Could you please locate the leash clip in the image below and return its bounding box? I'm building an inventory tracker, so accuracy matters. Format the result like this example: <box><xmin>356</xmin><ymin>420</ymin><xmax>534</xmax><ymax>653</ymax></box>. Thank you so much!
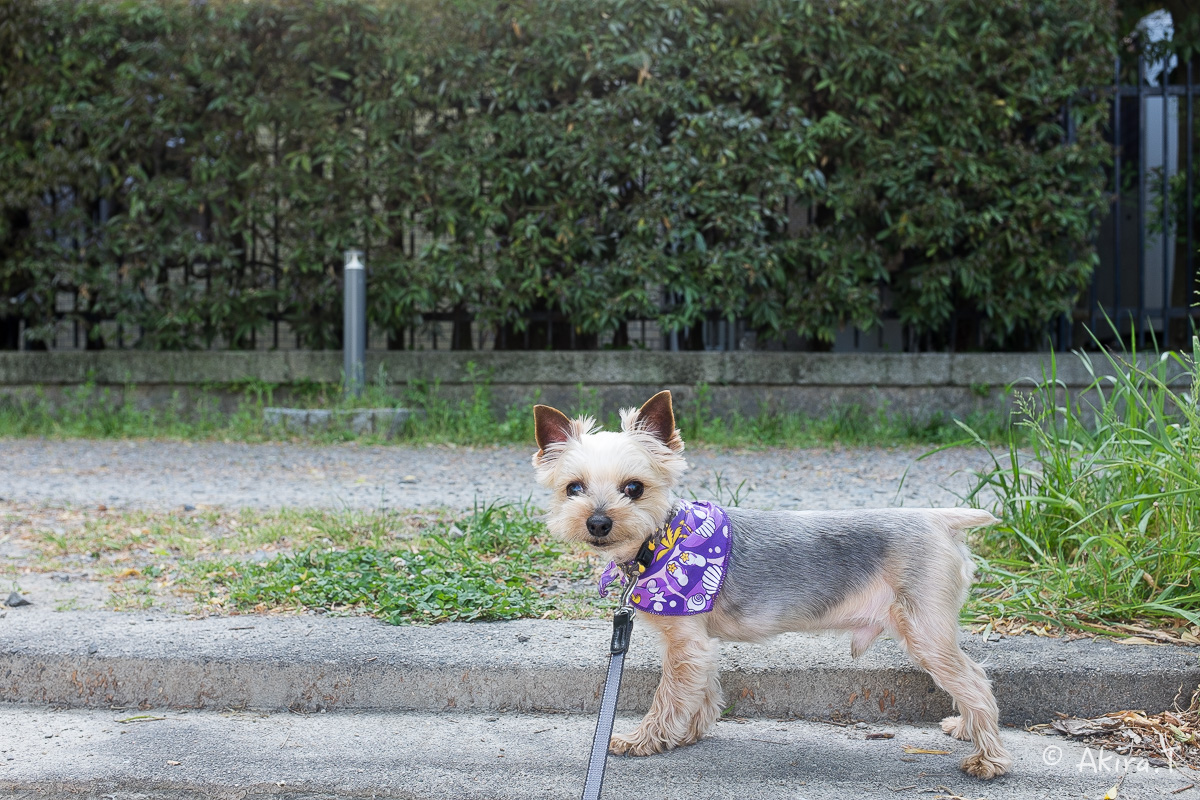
<box><xmin>610</xmin><ymin>607</ymin><xmax>634</xmax><ymax>654</ymax></box>
<box><xmin>610</xmin><ymin>576</ymin><xmax>636</xmax><ymax>654</ymax></box>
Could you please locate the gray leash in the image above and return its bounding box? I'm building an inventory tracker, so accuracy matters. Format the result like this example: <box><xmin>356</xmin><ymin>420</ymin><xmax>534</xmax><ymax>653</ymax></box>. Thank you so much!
<box><xmin>581</xmin><ymin>579</ymin><xmax>636</xmax><ymax>800</ymax></box>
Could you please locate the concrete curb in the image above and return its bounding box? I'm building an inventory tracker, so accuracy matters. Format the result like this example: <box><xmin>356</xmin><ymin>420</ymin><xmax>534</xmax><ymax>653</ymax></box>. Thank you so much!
<box><xmin>2</xmin><ymin>611</ymin><xmax>1196</xmax><ymax>726</ymax></box>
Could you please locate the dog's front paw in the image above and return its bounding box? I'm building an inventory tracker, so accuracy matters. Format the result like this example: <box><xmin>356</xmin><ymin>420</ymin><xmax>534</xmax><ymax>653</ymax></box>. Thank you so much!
<box><xmin>961</xmin><ymin>750</ymin><xmax>1012</xmax><ymax>780</ymax></box>
<box><xmin>609</xmin><ymin>728</ymin><xmax>667</xmax><ymax>757</ymax></box>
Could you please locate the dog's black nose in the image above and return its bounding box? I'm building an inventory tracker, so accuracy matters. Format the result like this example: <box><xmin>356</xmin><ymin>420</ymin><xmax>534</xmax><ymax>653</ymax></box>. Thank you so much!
<box><xmin>586</xmin><ymin>514</ymin><xmax>613</xmax><ymax>538</ymax></box>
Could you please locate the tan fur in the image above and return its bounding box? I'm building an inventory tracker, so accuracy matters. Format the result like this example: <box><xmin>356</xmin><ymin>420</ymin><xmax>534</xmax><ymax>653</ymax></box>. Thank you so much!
<box><xmin>532</xmin><ymin>393</ymin><xmax>1012</xmax><ymax>781</ymax></box>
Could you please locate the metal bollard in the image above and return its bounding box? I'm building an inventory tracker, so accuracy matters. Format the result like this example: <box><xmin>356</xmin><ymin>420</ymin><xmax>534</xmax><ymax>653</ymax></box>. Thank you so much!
<box><xmin>343</xmin><ymin>249</ymin><xmax>366</xmax><ymax>398</ymax></box>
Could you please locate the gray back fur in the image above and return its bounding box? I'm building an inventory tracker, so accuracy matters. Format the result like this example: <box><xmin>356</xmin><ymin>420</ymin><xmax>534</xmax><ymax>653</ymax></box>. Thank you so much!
<box><xmin>714</xmin><ymin>507</ymin><xmax>950</xmax><ymax>630</ymax></box>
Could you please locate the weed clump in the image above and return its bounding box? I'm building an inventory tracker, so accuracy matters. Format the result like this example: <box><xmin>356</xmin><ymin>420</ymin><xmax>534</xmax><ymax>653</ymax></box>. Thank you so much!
<box><xmin>962</xmin><ymin>335</ymin><xmax>1200</xmax><ymax>634</ymax></box>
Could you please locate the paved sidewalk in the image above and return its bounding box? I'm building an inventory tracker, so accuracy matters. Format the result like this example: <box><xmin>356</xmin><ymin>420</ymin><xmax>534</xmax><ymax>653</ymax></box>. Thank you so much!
<box><xmin>3</xmin><ymin>707</ymin><xmax>1190</xmax><ymax>800</ymax></box>
<box><xmin>0</xmin><ymin>438</ymin><xmax>995</xmax><ymax>511</ymax></box>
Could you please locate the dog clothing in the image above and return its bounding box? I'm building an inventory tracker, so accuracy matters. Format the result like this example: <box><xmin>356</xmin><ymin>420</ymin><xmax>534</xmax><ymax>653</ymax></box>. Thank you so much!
<box><xmin>598</xmin><ymin>500</ymin><xmax>730</xmax><ymax>615</ymax></box>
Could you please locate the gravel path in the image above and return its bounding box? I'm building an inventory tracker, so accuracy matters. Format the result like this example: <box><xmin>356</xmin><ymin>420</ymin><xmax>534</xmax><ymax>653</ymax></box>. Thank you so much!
<box><xmin>0</xmin><ymin>438</ymin><xmax>997</xmax><ymax>512</ymax></box>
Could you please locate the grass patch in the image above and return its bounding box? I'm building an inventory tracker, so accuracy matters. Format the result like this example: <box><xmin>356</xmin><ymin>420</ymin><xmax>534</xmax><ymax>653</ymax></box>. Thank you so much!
<box><xmin>200</xmin><ymin>503</ymin><xmax>591</xmax><ymax>623</ymax></box>
<box><xmin>0</xmin><ymin>374</ymin><xmax>1012</xmax><ymax>449</ymax></box>
<box><xmin>959</xmin><ymin>334</ymin><xmax>1200</xmax><ymax>637</ymax></box>
<box><xmin>677</xmin><ymin>384</ymin><xmax>1008</xmax><ymax>449</ymax></box>
<box><xmin>0</xmin><ymin>381</ymin><xmax>277</xmax><ymax>441</ymax></box>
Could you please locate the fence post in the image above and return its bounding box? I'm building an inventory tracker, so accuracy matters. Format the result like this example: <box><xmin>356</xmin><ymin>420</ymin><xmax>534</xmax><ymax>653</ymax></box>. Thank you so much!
<box><xmin>343</xmin><ymin>249</ymin><xmax>366</xmax><ymax>398</ymax></box>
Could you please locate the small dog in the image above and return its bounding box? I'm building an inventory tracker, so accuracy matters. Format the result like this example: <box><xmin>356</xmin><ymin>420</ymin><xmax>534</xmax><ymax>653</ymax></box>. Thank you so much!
<box><xmin>532</xmin><ymin>390</ymin><xmax>1012</xmax><ymax>779</ymax></box>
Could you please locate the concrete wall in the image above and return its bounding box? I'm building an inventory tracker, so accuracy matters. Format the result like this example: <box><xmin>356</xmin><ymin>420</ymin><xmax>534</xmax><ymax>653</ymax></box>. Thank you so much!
<box><xmin>0</xmin><ymin>350</ymin><xmax>1181</xmax><ymax>418</ymax></box>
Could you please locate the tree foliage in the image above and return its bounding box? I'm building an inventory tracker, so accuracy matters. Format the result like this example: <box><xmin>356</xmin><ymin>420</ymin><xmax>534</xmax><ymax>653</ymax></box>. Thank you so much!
<box><xmin>0</xmin><ymin>0</ymin><xmax>1114</xmax><ymax>350</ymax></box>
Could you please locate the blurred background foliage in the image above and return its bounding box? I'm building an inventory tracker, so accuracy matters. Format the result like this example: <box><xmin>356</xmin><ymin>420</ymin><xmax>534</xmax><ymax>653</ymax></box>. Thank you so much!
<box><xmin>0</xmin><ymin>0</ymin><xmax>1115</xmax><ymax>351</ymax></box>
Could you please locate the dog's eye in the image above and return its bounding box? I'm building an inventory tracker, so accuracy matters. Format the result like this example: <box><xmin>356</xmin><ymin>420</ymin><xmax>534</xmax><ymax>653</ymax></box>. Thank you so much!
<box><xmin>622</xmin><ymin>481</ymin><xmax>644</xmax><ymax>500</ymax></box>
<box><xmin>566</xmin><ymin>482</ymin><xmax>585</xmax><ymax>497</ymax></box>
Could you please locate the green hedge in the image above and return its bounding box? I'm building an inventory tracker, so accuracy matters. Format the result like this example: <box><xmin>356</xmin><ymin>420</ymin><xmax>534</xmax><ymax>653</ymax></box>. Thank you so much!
<box><xmin>0</xmin><ymin>0</ymin><xmax>1114</xmax><ymax>350</ymax></box>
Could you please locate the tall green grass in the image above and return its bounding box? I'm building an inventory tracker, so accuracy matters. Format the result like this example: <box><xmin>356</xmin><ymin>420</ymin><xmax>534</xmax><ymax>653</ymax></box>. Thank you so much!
<box><xmin>961</xmin><ymin>335</ymin><xmax>1200</xmax><ymax>632</ymax></box>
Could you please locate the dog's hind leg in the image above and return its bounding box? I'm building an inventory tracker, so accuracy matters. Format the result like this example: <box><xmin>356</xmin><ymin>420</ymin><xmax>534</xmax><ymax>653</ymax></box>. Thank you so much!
<box><xmin>850</xmin><ymin>624</ymin><xmax>884</xmax><ymax>658</ymax></box>
<box><xmin>891</xmin><ymin>602</ymin><xmax>1012</xmax><ymax>779</ymax></box>
<box><xmin>610</xmin><ymin>614</ymin><xmax>722</xmax><ymax>756</ymax></box>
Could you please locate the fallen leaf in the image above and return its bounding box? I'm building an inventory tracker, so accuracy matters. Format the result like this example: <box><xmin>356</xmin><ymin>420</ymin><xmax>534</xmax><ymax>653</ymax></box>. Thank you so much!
<box><xmin>902</xmin><ymin>745</ymin><xmax>951</xmax><ymax>755</ymax></box>
<box><xmin>1118</xmin><ymin>712</ymin><xmax>1155</xmax><ymax>727</ymax></box>
<box><xmin>1168</xmin><ymin>724</ymin><xmax>1193</xmax><ymax>743</ymax></box>
<box><xmin>1051</xmin><ymin>717</ymin><xmax>1123</xmax><ymax>737</ymax></box>
<box><xmin>1118</xmin><ymin>636</ymin><xmax>1160</xmax><ymax>646</ymax></box>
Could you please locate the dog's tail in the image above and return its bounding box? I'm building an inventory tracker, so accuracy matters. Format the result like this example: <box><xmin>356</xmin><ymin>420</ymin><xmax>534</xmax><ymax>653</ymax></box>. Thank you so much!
<box><xmin>935</xmin><ymin>508</ymin><xmax>1000</xmax><ymax>538</ymax></box>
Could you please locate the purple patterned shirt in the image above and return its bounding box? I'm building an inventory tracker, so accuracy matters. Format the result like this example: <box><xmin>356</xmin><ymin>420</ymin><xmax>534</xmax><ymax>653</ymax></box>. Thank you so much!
<box><xmin>598</xmin><ymin>501</ymin><xmax>731</xmax><ymax>616</ymax></box>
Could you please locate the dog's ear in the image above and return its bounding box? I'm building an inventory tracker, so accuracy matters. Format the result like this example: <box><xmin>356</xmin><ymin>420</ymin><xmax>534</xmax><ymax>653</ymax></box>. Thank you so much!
<box><xmin>533</xmin><ymin>404</ymin><xmax>573</xmax><ymax>458</ymax></box>
<box><xmin>633</xmin><ymin>390</ymin><xmax>683</xmax><ymax>452</ymax></box>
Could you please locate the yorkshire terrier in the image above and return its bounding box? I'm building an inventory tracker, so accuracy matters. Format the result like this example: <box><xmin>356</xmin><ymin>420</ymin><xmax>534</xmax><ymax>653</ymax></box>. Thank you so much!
<box><xmin>531</xmin><ymin>390</ymin><xmax>1012</xmax><ymax>779</ymax></box>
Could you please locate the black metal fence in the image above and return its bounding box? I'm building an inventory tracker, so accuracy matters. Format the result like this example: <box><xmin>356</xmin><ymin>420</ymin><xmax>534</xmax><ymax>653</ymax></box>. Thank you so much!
<box><xmin>1072</xmin><ymin>54</ymin><xmax>1197</xmax><ymax>352</ymax></box>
